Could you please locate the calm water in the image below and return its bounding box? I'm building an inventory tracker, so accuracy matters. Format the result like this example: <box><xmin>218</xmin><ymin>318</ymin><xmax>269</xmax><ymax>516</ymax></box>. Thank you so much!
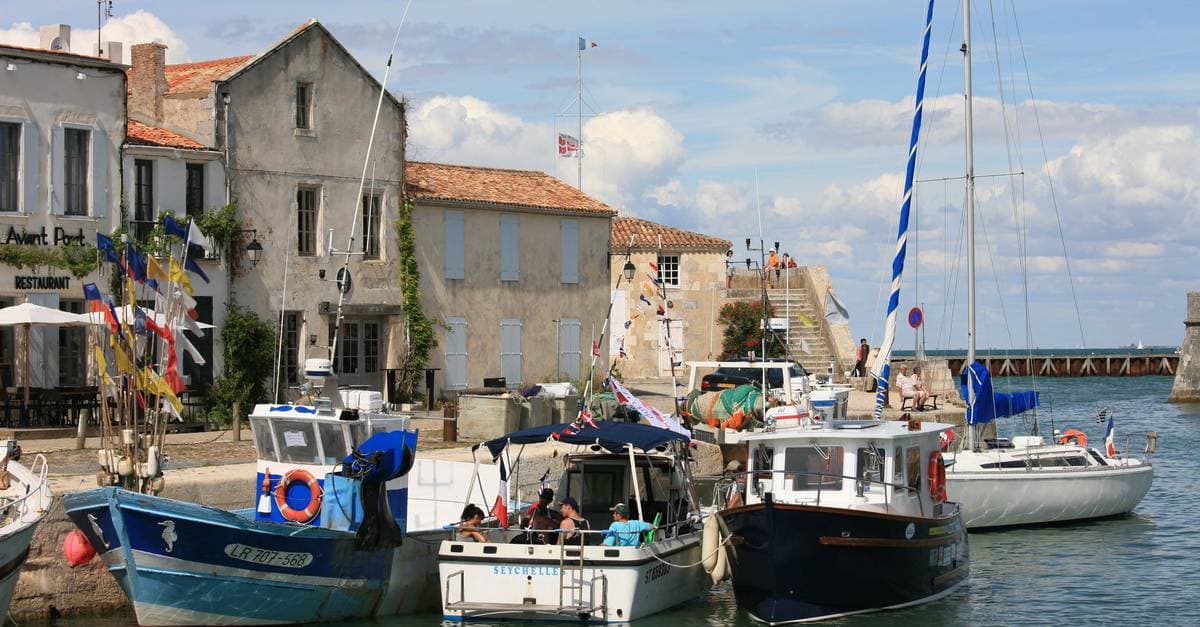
<box><xmin>71</xmin><ymin>377</ymin><xmax>1200</xmax><ymax>626</ymax></box>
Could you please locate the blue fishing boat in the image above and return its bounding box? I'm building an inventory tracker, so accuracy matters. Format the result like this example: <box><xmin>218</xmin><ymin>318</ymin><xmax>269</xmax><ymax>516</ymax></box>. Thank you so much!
<box><xmin>61</xmin><ymin>387</ymin><xmax>440</xmax><ymax>626</ymax></box>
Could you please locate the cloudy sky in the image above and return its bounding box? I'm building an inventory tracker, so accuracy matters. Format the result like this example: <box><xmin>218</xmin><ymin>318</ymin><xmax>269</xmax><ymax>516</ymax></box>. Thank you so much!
<box><xmin>4</xmin><ymin>1</ymin><xmax>1197</xmax><ymax>350</ymax></box>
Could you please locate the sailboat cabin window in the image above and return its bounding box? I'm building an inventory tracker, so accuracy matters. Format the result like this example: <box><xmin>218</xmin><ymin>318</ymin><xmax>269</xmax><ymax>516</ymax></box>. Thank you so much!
<box><xmin>784</xmin><ymin>446</ymin><xmax>844</xmax><ymax>491</ymax></box>
<box><xmin>906</xmin><ymin>447</ymin><xmax>922</xmax><ymax>492</ymax></box>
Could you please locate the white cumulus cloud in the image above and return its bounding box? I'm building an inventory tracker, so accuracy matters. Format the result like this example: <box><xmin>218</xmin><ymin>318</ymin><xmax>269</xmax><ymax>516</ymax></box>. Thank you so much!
<box><xmin>0</xmin><ymin>11</ymin><xmax>189</xmax><ymax>63</ymax></box>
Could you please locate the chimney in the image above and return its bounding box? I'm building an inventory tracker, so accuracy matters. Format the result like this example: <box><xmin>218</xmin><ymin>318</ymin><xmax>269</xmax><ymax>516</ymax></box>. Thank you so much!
<box><xmin>93</xmin><ymin>41</ymin><xmax>124</xmax><ymax>64</ymax></box>
<box><xmin>39</xmin><ymin>24</ymin><xmax>71</xmax><ymax>52</ymax></box>
<box><xmin>130</xmin><ymin>43</ymin><xmax>168</xmax><ymax>123</ymax></box>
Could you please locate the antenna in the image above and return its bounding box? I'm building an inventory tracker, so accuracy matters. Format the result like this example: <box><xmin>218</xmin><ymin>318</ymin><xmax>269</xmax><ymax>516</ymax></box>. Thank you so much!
<box><xmin>329</xmin><ymin>0</ymin><xmax>413</xmax><ymax>371</ymax></box>
<box><xmin>97</xmin><ymin>1</ymin><xmax>113</xmax><ymax>55</ymax></box>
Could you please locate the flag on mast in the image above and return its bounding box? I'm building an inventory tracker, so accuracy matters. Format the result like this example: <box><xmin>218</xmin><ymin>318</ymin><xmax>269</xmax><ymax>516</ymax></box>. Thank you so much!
<box><xmin>558</xmin><ymin>133</ymin><xmax>580</xmax><ymax>157</ymax></box>
<box><xmin>578</xmin><ymin>36</ymin><xmax>598</xmax><ymax>51</ymax></box>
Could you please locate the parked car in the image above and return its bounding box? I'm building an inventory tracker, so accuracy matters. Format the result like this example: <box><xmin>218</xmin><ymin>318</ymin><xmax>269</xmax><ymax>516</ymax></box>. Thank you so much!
<box><xmin>699</xmin><ymin>360</ymin><xmax>809</xmax><ymax>394</ymax></box>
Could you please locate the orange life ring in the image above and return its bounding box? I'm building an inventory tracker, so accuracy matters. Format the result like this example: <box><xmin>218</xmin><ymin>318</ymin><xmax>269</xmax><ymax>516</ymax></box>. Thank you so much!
<box><xmin>928</xmin><ymin>451</ymin><xmax>947</xmax><ymax>503</ymax></box>
<box><xmin>1059</xmin><ymin>429</ymin><xmax>1088</xmax><ymax>446</ymax></box>
<box><xmin>274</xmin><ymin>469</ymin><xmax>323</xmax><ymax>523</ymax></box>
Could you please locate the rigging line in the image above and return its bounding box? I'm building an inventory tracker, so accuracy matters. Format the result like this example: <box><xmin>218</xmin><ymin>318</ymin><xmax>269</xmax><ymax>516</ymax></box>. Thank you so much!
<box><xmin>939</xmin><ymin>178</ymin><xmax>948</xmax><ymax>350</ymax></box>
<box><xmin>939</xmin><ymin>184</ymin><xmax>968</xmax><ymax>351</ymax></box>
<box><xmin>914</xmin><ymin>0</ymin><xmax>962</xmax><ymax>177</ymax></box>
<box><xmin>330</xmin><ymin>0</ymin><xmax>413</xmax><ymax>368</ymax></box>
<box><xmin>1010</xmin><ymin>4</ymin><xmax>1087</xmax><ymax>349</ymax></box>
<box><xmin>975</xmin><ymin>183</ymin><xmax>1017</xmax><ymax>351</ymax></box>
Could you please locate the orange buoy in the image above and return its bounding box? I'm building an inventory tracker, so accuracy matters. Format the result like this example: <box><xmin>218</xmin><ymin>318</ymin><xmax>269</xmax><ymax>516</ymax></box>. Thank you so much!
<box><xmin>274</xmin><ymin>468</ymin><xmax>323</xmax><ymax>523</ymax></box>
<box><xmin>63</xmin><ymin>529</ymin><xmax>96</xmax><ymax>567</ymax></box>
<box><xmin>1059</xmin><ymin>429</ymin><xmax>1088</xmax><ymax>446</ymax></box>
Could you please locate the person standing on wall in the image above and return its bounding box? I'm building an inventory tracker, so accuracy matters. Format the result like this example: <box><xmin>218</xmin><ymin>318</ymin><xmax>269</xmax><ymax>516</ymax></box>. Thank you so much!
<box><xmin>764</xmin><ymin>248</ymin><xmax>780</xmax><ymax>289</ymax></box>
<box><xmin>725</xmin><ymin>249</ymin><xmax>735</xmax><ymax>289</ymax></box>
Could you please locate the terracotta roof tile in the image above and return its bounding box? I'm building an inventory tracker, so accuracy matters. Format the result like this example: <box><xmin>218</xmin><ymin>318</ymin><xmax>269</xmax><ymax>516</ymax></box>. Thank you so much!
<box><xmin>125</xmin><ymin>120</ymin><xmax>209</xmax><ymax>150</ymax></box>
<box><xmin>611</xmin><ymin>217</ymin><xmax>731</xmax><ymax>252</ymax></box>
<box><xmin>163</xmin><ymin>55</ymin><xmax>254</xmax><ymax>95</ymax></box>
<box><xmin>406</xmin><ymin>161</ymin><xmax>615</xmax><ymax>216</ymax></box>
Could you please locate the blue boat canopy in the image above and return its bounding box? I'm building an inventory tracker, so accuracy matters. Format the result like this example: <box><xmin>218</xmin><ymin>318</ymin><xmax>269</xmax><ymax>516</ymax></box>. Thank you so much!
<box><xmin>483</xmin><ymin>421</ymin><xmax>690</xmax><ymax>460</ymax></box>
<box><xmin>959</xmin><ymin>361</ymin><xmax>1039</xmax><ymax>425</ymax></box>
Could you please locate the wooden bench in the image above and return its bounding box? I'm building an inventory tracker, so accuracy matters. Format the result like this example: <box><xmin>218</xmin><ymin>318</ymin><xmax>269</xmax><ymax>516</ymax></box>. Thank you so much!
<box><xmin>901</xmin><ymin>394</ymin><xmax>940</xmax><ymax>411</ymax></box>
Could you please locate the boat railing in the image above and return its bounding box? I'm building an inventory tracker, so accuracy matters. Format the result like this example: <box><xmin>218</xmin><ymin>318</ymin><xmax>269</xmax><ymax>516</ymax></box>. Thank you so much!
<box><xmin>442</xmin><ymin>516</ymin><xmax>700</xmax><ymax>545</ymax></box>
<box><xmin>713</xmin><ymin>469</ymin><xmax>926</xmax><ymax>518</ymax></box>
<box><xmin>2</xmin><ymin>454</ymin><xmax>50</xmax><ymax>524</ymax></box>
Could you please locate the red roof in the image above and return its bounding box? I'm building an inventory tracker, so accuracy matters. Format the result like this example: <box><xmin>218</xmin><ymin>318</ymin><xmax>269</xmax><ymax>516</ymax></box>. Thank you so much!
<box><xmin>163</xmin><ymin>55</ymin><xmax>254</xmax><ymax>95</ymax></box>
<box><xmin>406</xmin><ymin>161</ymin><xmax>615</xmax><ymax>216</ymax></box>
<box><xmin>125</xmin><ymin>120</ymin><xmax>209</xmax><ymax>150</ymax></box>
<box><xmin>611</xmin><ymin>217</ymin><xmax>731</xmax><ymax>252</ymax></box>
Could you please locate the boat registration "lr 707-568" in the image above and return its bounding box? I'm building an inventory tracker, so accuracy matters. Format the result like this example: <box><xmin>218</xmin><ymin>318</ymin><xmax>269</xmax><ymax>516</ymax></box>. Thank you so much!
<box><xmin>224</xmin><ymin>543</ymin><xmax>314</xmax><ymax>569</ymax></box>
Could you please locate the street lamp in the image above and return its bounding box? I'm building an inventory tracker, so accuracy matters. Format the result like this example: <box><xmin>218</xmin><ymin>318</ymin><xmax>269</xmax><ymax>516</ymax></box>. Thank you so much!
<box><xmin>239</xmin><ymin>228</ymin><xmax>263</xmax><ymax>267</ymax></box>
<box><xmin>622</xmin><ymin>260</ymin><xmax>636</xmax><ymax>281</ymax></box>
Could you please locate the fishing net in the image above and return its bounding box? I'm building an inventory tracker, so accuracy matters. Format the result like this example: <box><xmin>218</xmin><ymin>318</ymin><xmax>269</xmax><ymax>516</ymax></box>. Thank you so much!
<box><xmin>687</xmin><ymin>384</ymin><xmax>764</xmax><ymax>430</ymax></box>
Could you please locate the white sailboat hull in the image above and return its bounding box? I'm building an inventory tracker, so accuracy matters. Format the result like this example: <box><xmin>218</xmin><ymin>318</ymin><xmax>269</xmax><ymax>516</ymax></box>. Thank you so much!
<box><xmin>947</xmin><ymin>458</ymin><xmax>1152</xmax><ymax>529</ymax></box>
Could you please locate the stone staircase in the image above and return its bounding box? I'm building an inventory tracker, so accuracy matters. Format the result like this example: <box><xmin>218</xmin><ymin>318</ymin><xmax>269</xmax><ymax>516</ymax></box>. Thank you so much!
<box><xmin>765</xmin><ymin>286</ymin><xmax>840</xmax><ymax>376</ymax></box>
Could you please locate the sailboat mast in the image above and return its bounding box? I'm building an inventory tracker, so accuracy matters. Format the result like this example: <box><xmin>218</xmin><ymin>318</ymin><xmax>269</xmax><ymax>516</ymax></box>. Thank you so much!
<box><xmin>577</xmin><ymin>41</ymin><xmax>583</xmax><ymax>190</ymax></box>
<box><xmin>963</xmin><ymin>0</ymin><xmax>978</xmax><ymax>447</ymax></box>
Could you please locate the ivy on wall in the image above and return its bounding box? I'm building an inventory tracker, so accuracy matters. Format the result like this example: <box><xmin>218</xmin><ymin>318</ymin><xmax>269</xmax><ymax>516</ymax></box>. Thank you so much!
<box><xmin>394</xmin><ymin>198</ymin><xmax>437</xmax><ymax>401</ymax></box>
<box><xmin>0</xmin><ymin>242</ymin><xmax>99</xmax><ymax>278</ymax></box>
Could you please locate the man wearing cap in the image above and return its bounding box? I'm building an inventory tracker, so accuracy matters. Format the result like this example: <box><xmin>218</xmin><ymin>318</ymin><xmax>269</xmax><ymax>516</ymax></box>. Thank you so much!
<box><xmin>557</xmin><ymin>496</ymin><xmax>590</xmax><ymax>545</ymax></box>
<box><xmin>522</xmin><ymin>487</ymin><xmax>562</xmax><ymax>544</ymax></box>
<box><xmin>764</xmin><ymin>249</ymin><xmax>780</xmax><ymax>289</ymax></box>
<box><xmin>602</xmin><ymin>503</ymin><xmax>654</xmax><ymax>547</ymax></box>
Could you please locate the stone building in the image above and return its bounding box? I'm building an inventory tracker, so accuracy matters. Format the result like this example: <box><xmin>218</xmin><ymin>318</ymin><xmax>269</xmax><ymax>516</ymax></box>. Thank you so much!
<box><xmin>0</xmin><ymin>28</ymin><xmax>125</xmax><ymax>389</ymax></box>
<box><xmin>406</xmin><ymin>162</ymin><xmax>615</xmax><ymax>398</ymax></box>
<box><xmin>608</xmin><ymin>217</ymin><xmax>731</xmax><ymax>380</ymax></box>
<box><xmin>127</xmin><ymin>20</ymin><xmax>407</xmax><ymax>392</ymax></box>
<box><xmin>122</xmin><ymin>120</ymin><xmax>228</xmax><ymax>387</ymax></box>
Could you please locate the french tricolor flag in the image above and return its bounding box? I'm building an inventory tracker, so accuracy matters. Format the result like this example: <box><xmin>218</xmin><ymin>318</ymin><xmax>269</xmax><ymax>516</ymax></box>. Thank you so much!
<box><xmin>1104</xmin><ymin>415</ymin><xmax>1116</xmax><ymax>457</ymax></box>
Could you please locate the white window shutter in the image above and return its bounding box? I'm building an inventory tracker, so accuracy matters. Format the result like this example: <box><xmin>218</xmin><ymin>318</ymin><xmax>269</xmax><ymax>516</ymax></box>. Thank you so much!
<box><xmin>21</xmin><ymin>122</ymin><xmax>39</xmax><ymax>214</ymax></box>
<box><xmin>560</xmin><ymin>219</ymin><xmax>579</xmax><ymax>284</ymax></box>
<box><xmin>609</xmin><ymin>290</ymin><xmax>627</xmax><ymax>358</ymax></box>
<box><xmin>500</xmin><ymin>318</ymin><xmax>522</xmax><ymax>387</ymax></box>
<box><xmin>91</xmin><ymin>128</ymin><xmax>108</xmax><ymax>218</ymax></box>
<box><xmin>444</xmin><ymin>210</ymin><xmax>465</xmax><ymax>279</ymax></box>
<box><xmin>558</xmin><ymin>318</ymin><xmax>581</xmax><ymax>380</ymax></box>
<box><xmin>500</xmin><ymin>214</ymin><xmax>519</xmax><ymax>281</ymax></box>
<box><xmin>50</xmin><ymin>126</ymin><xmax>64</xmax><ymax>215</ymax></box>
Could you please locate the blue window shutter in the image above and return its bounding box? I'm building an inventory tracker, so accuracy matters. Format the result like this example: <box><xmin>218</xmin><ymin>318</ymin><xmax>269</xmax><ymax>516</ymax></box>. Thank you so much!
<box><xmin>444</xmin><ymin>317</ymin><xmax>468</xmax><ymax>389</ymax></box>
<box><xmin>21</xmin><ymin>122</ymin><xmax>39</xmax><ymax>214</ymax></box>
<box><xmin>444</xmin><ymin>210</ymin><xmax>465</xmax><ymax>279</ymax></box>
<box><xmin>500</xmin><ymin>214</ymin><xmax>519</xmax><ymax>281</ymax></box>
<box><xmin>50</xmin><ymin>126</ymin><xmax>64</xmax><ymax>215</ymax></box>
<box><xmin>558</xmin><ymin>318</ymin><xmax>581</xmax><ymax>380</ymax></box>
<box><xmin>91</xmin><ymin>128</ymin><xmax>108</xmax><ymax>218</ymax></box>
<box><xmin>500</xmin><ymin>318</ymin><xmax>522</xmax><ymax>387</ymax></box>
<box><xmin>560</xmin><ymin>219</ymin><xmax>579</xmax><ymax>284</ymax></box>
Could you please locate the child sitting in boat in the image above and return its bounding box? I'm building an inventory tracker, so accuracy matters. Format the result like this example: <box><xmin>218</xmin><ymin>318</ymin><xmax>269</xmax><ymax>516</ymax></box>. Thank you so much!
<box><xmin>457</xmin><ymin>504</ymin><xmax>488</xmax><ymax>543</ymax></box>
<box><xmin>603</xmin><ymin>503</ymin><xmax>654</xmax><ymax>546</ymax></box>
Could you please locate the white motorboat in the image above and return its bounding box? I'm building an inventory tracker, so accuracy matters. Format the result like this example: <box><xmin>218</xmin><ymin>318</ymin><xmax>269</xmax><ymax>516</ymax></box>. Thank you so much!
<box><xmin>438</xmin><ymin>421</ymin><xmax>710</xmax><ymax>623</ymax></box>
<box><xmin>0</xmin><ymin>441</ymin><xmax>51</xmax><ymax>614</ymax></box>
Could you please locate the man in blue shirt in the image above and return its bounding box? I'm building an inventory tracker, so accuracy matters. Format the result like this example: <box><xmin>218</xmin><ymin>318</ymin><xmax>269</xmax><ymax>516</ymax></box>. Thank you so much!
<box><xmin>602</xmin><ymin>503</ymin><xmax>653</xmax><ymax>547</ymax></box>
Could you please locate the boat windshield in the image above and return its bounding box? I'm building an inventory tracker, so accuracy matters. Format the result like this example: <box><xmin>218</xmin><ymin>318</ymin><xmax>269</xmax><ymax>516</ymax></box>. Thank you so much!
<box><xmin>783</xmin><ymin>446</ymin><xmax>844</xmax><ymax>491</ymax></box>
<box><xmin>250</xmin><ymin>417</ymin><xmax>277</xmax><ymax>462</ymax></box>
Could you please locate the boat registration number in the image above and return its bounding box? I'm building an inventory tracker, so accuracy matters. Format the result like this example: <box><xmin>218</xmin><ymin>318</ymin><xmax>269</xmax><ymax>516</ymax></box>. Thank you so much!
<box><xmin>224</xmin><ymin>543</ymin><xmax>313</xmax><ymax>569</ymax></box>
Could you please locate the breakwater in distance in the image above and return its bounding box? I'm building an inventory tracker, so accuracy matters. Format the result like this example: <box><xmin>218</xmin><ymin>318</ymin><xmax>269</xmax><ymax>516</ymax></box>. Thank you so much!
<box><xmin>895</xmin><ymin>348</ymin><xmax>1180</xmax><ymax>377</ymax></box>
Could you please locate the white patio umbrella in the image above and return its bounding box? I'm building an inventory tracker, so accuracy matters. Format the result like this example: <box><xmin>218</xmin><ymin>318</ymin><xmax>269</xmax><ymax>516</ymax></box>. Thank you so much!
<box><xmin>0</xmin><ymin>302</ymin><xmax>91</xmax><ymax>405</ymax></box>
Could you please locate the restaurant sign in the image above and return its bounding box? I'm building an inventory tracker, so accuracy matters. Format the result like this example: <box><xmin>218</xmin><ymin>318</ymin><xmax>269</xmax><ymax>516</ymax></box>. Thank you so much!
<box><xmin>15</xmin><ymin>275</ymin><xmax>70</xmax><ymax>290</ymax></box>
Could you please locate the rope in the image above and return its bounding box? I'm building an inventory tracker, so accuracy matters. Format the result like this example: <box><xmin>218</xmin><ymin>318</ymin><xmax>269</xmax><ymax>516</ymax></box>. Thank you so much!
<box><xmin>644</xmin><ymin>527</ymin><xmax>732</xmax><ymax>570</ymax></box>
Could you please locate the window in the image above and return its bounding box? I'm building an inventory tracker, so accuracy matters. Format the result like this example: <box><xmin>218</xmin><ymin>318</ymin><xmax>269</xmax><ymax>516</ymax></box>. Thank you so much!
<box><xmin>893</xmin><ymin>447</ymin><xmax>904</xmax><ymax>483</ymax></box>
<box><xmin>183</xmin><ymin>296</ymin><xmax>214</xmax><ymax>389</ymax></box>
<box><xmin>275</xmin><ymin>420</ymin><xmax>320</xmax><ymax>464</ymax></box>
<box><xmin>364</xmin><ymin>322</ymin><xmax>379</xmax><ymax>373</ymax></box>
<box><xmin>361</xmin><ymin>193</ymin><xmax>381</xmax><ymax>260</ymax></box>
<box><xmin>58</xmin><ymin>300</ymin><xmax>86</xmax><ymax>386</ymax></box>
<box><xmin>281</xmin><ymin>312</ymin><xmax>301</xmax><ymax>386</ymax></box>
<box><xmin>656</xmin><ymin>254</ymin><xmax>680</xmax><ymax>287</ymax></box>
<box><xmin>318</xmin><ymin>422</ymin><xmax>348</xmax><ymax>465</ymax></box>
<box><xmin>444</xmin><ymin>210</ymin><xmax>464</xmax><ymax>279</ymax></box>
<box><xmin>297</xmin><ymin>187</ymin><xmax>317</xmax><ymax>256</ymax></box>
<box><xmin>500</xmin><ymin>214</ymin><xmax>519</xmax><ymax>281</ymax></box>
<box><xmin>857</xmin><ymin>447</ymin><xmax>883</xmax><ymax>491</ymax></box>
<box><xmin>560</xmin><ymin>219</ymin><xmax>579</xmax><ymax>283</ymax></box>
<box><xmin>185</xmin><ymin>163</ymin><xmax>204</xmax><ymax>218</ymax></box>
<box><xmin>64</xmin><ymin>128</ymin><xmax>89</xmax><ymax>215</ymax></box>
<box><xmin>0</xmin><ymin>297</ymin><xmax>12</xmax><ymax>387</ymax></box>
<box><xmin>784</xmin><ymin>446</ymin><xmax>844</xmax><ymax>491</ymax></box>
<box><xmin>906</xmin><ymin>447</ymin><xmax>922</xmax><ymax>492</ymax></box>
<box><xmin>250</xmin><ymin>418</ymin><xmax>278</xmax><ymax>462</ymax></box>
<box><xmin>0</xmin><ymin>123</ymin><xmax>18</xmax><ymax>212</ymax></box>
<box><xmin>295</xmin><ymin>82</ymin><xmax>312</xmax><ymax>129</ymax></box>
<box><xmin>336</xmin><ymin>321</ymin><xmax>359</xmax><ymax>374</ymax></box>
<box><xmin>133</xmin><ymin>159</ymin><xmax>154</xmax><ymax>242</ymax></box>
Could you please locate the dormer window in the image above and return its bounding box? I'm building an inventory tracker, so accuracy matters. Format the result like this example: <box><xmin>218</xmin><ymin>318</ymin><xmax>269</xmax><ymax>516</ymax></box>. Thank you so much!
<box><xmin>295</xmin><ymin>82</ymin><xmax>313</xmax><ymax>129</ymax></box>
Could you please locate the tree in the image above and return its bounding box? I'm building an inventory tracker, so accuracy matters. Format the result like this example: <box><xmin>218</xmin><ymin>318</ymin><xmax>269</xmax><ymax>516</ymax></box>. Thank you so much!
<box><xmin>718</xmin><ymin>300</ymin><xmax>786</xmax><ymax>360</ymax></box>
<box><xmin>208</xmin><ymin>304</ymin><xmax>275</xmax><ymax>422</ymax></box>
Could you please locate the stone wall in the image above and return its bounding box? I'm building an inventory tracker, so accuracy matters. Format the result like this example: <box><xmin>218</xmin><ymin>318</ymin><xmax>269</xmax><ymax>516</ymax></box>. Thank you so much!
<box><xmin>1169</xmin><ymin>291</ymin><xmax>1200</xmax><ymax>403</ymax></box>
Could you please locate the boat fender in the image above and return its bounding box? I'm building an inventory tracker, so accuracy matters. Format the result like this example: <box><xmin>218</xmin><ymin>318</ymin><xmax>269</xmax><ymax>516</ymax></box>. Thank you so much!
<box><xmin>928</xmin><ymin>451</ymin><xmax>947</xmax><ymax>503</ymax></box>
<box><xmin>710</xmin><ymin>534</ymin><xmax>728</xmax><ymax>584</ymax></box>
<box><xmin>63</xmin><ymin>529</ymin><xmax>96</xmax><ymax>567</ymax></box>
<box><xmin>1058</xmin><ymin>429</ymin><xmax>1087</xmax><ymax>446</ymax></box>
<box><xmin>275</xmin><ymin>468</ymin><xmax>323</xmax><ymax>523</ymax></box>
<box><xmin>147</xmin><ymin>446</ymin><xmax>160</xmax><ymax>478</ymax></box>
<box><xmin>702</xmin><ymin>515</ymin><xmax>720</xmax><ymax>573</ymax></box>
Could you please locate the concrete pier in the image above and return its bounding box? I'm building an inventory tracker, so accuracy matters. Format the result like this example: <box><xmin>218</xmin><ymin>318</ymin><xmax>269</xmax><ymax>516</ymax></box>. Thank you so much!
<box><xmin>1169</xmin><ymin>292</ymin><xmax>1200</xmax><ymax>403</ymax></box>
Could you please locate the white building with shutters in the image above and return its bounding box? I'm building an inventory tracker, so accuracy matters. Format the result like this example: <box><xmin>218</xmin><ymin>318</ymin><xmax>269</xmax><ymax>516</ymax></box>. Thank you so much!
<box><xmin>406</xmin><ymin>161</ymin><xmax>615</xmax><ymax>399</ymax></box>
<box><xmin>0</xmin><ymin>30</ymin><xmax>125</xmax><ymax>390</ymax></box>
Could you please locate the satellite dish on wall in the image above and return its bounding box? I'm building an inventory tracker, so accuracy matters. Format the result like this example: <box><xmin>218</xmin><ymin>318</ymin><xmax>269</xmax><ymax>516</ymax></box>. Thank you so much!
<box><xmin>50</xmin><ymin>38</ymin><xmax>64</xmax><ymax>51</ymax></box>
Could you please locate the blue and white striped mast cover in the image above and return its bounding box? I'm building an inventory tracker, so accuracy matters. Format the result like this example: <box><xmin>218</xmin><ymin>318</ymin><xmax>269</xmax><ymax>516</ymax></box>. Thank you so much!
<box><xmin>873</xmin><ymin>0</ymin><xmax>936</xmax><ymax>419</ymax></box>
